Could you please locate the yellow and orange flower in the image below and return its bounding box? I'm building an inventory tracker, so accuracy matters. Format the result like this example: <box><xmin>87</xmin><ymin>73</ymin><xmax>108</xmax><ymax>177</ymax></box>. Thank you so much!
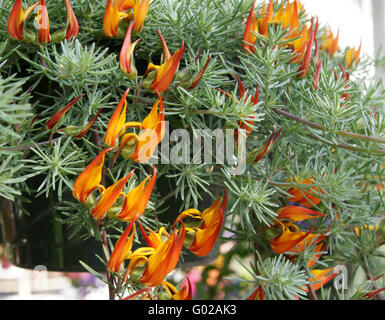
<box><xmin>105</xmin><ymin>90</ymin><xmax>165</xmax><ymax>163</ymax></box>
<box><xmin>7</xmin><ymin>0</ymin><xmax>38</xmax><ymax>41</ymax></box>
<box><xmin>103</xmin><ymin>0</ymin><xmax>149</xmax><ymax>37</ymax></box>
<box><xmin>143</xmin><ymin>30</ymin><xmax>185</xmax><ymax>93</ymax></box>
<box><xmin>175</xmin><ymin>191</ymin><xmax>227</xmax><ymax>257</ymax></box>
<box><xmin>37</xmin><ymin>0</ymin><xmax>50</xmax><ymax>43</ymax></box>
<box><xmin>72</xmin><ymin>148</ymin><xmax>113</xmax><ymax>203</ymax></box>
<box><xmin>107</xmin><ymin>218</ymin><xmax>137</xmax><ymax>273</ymax></box>
<box><xmin>277</xmin><ymin>205</ymin><xmax>326</xmax><ymax>221</ymax></box>
<box><xmin>304</xmin><ymin>267</ymin><xmax>340</xmax><ymax>292</ymax></box>
<box><xmin>116</xmin><ymin>165</ymin><xmax>157</xmax><ymax>222</ymax></box>
<box><xmin>243</xmin><ymin>0</ymin><xmax>313</xmax><ymax>66</ymax></box>
<box><xmin>269</xmin><ymin>220</ymin><xmax>323</xmax><ymax>254</ymax></box>
<box><xmin>161</xmin><ymin>277</ymin><xmax>193</xmax><ymax>300</ymax></box>
<box><xmin>131</xmin><ymin>0</ymin><xmax>150</xmax><ymax>33</ymax></box>
<box><xmin>103</xmin><ymin>0</ymin><xmax>130</xmax><ymax>37</ymax></box>
<box><xmin>90</xmin><ymin>170</ymin><xmax>134</xmax><ymax>221</ymax></box>
<box><xmin>320</xmin><ymin>26</ymin><xmax>339</xmax><ymax>57</ymax></box>
<box><xmin>286</xmin><ymin>177</ymin><xmax>323</xmax><ymax>208</ymax></box>
<box><xmin>119</xmin><ymin>223</ymin><xmax>186</xmax><ymax>287</ymax></box>
<box><xmin>64</xmin><ymin>0</ymin><xmax>79</xmax><ymax>40</ymax></box>
<box><xmin>345</xmin><ymin>41</ymin><xmax>362</xmax><ymax>69</ymax></box>
<box><xmin>119</xmin><ymin>21</ymin><xmax>141</xmax><ymax>79</ymax></box>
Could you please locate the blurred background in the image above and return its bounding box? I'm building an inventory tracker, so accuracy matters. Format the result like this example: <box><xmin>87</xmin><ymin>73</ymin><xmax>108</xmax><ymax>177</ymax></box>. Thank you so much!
<box><xmin>0</xmin><ymin>0</ymin><xmax>384</xmax><ymax>300</ymax></box>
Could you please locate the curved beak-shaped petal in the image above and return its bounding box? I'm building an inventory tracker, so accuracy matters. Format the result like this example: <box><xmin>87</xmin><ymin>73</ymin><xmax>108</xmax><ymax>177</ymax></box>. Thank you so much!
<box><xmin>243</xmin><ymin>1</ymin><xmax>257</xmax><ymax>54</ymax></box>
<box><xmin>253</xmin><ymin>128</ymin><xmax>281</xmax><ymax>162</ymax></box>
<box><xmin>117</xmin><ymin>0</ymin><xmax>135</xmax><ymax>11</ymax></box>
<box><xmin>132</xmin><ymin>0</ymin><xmax>150</xmax><ymax>33</ymax></box>
<box><xmin>287</xmin><ymin>177</ymin><xmax>323</xmax><ymax>208</ymax></box>
<box><xmin>74</xmin><ymin>108</ymin><xmax>103</xmax><ymax>139</ymax></box>
<box><xmin>107</xmin><ymin>219</ymin><xmax>136</xmax><ymax>272</ymax></box>
<box><xmin>187</xmin><ymin>190</ymin><xmax>227</xmax><ymax>257</ymax></box>
<box><xmin>305</xmin><ymin>267</ymin><xmax>340</xmax><ymax>292</ymax></box>
<box><xmin>116</xmin><ymin>165</ymin><xmax>157</xmax><ymax>222</ymax></box>
<box><xmin>120</xmin><ymin>21</ymin><xmax>141</xmax><ymax>78</ymax></box>
<box><xmin>104</xmin><ymin>88</ymin><xmax>130</xmax><ymax>147</ymax></box>
<box><xmin>72</xmin><ymin>148</ymin><xmax>113</xmax><ymax>203</ymax></box>
<box><xmin>37</xmin><ymin>0</ymin><xmax>50</xmax><ymax>43</ymax></box>
<box><xmin>146</xmin><ymin>37</ymin><xmax>185</xmax><ymax>93</ymax></box>
<box><xmin>277</xmin><ymin>206</ymin><xmax>326</xmax><ymax>221</ymax></box>
<box><xmin>162</xmin><ymin>276</ymin><xmax>193</xmax><ymax>300</ymax></box>
<box><xmin>46</xmin><ymin>94</ymin><xmax>84</xmax><ymax>129</ymax></box>
<box><xmin>7</xmin><ymin>0</ymin><xmax>38</xmax><ymax>40</ymax></box>
<box><xmin>91</xmin><ymin>170</ymin><xmax>135</xmax><ymax>221</ymax></box>
<box><xmin>103</xmin><ymin>0</ymin><xmax>129</xmax><ymax>37</ymax></box>
<box><xmin>269</xmin><ymin>224</ymin><xmax>319</xmax><ymax>254</ymax></box>
<box><xmin>139</xmin><ymin>224</ymin><xmax>186</xmax><ymax>287</ymax></box>
<box><xmin>64</xmin><ymin>0</ymin><xmax>79</xmax><ymax>40</ymax></box>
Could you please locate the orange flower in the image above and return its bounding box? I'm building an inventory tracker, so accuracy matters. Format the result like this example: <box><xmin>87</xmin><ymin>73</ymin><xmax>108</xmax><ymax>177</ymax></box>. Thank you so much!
<box><xmin>287</xmin><ymin>177</ymin><xmax>323</xmax><ymax>208</ymax></box>
<box><xmin>161</xmin><ymin>277</ymin><xmax>193</xmax><ymax>300</ymax></box>
<box><xmin>90</xmin><ymin>170</ymin><xmax>134</xmax><ymax>221</ymax></box>
<box><xmin>119</xmin><ymin>21</ymin><xmax>141</xmax><ymax>79</ymax></box>
<box><xmin>118</xmin><ymin>93</ymin><xmax>165</xmax><ymax>163</ymax></box>
<box><xmin>304</xmin><ymin>267</ymin><xmax>340</xmax><ymax>292</ymax></box>
<box><xmin>320</xmin><ymin>26</ymin><xmax>339</xmax><ymax>56</ymax></box>
<box><xmin>46</xmin><ymin>94</ymin><xmax>84</xmax><ymax>129</ymax></box>
<box><xmin>116</xmin><ymin>165</ymin><xmax>157</xmax><ymax>222</ymax></box>
<box><xmin>104</xmin><ymin>88</ymin><xmax>132</xmax><ymax>148</ymax></box>
<box><xmin>307</xmin><ymin>243</ymin><xmax>327</xmax><ymax>269</ymax></box>
<box><xmin>185</xmin><ymin>50</ymin><xmax>212</xmax><ymax>90</ymax></box>
<box><xmin>175</xmin><ymin>191</ymin><xmax>227</xmax><ymax>257</ymax></box>
<box><xmin>7</xmin><ymin>0</ymin><xmax>38</xmax><ymax>41</ymax></box>
<box><xmin>243</xmin><ymin>0</ymin><xmax>258</xmax><ymax>54</ymax></box>
<box><xmin>269</xmin><ymin>221</ymin><xmax>323</xmax><ymax>254</ymax></box>
<box><xmin>297</xmin><ymin>18</ymin><xmax>318</xmax><ymax>77</ymax></box>
<box><xmin>345</xmin><ymin>41</ymin><xmax>362</xmax><ymax>68</ymax></box>
<box><xmin>143</xmin><ymin>30</ymin><xmax>185</xmax><ymax>93</ymax></box>
<box><xmin>107</xmin><ymin>219</ymin><xmax>137</xmax><ymax>273</ymax></box>
<box><xmin>73</xmin><ymin>108</ymin><xmax>103</xmax><ymax>139</ymax></box>
<box><xmin>64</xmin><ymin>0</ymin><xmax>79</xmax><ymax>40</ymax></box>
<box><xmin>132</xmin><ymin>0</ymin><xmax>150</xmax><ymax>33</ymax></box>
<box><xmin>125</xmin><ymin>224</ymin><xmax>186</xmax><ymax>287</ymax></box>
<box><xmin>277</xmin><ymin>206</ymin><xmax>326</xmax><ymax>221</ymax></box>
<box><xmin>103</xmin><ymin>0</ymin><xmax>130</xmax><ymax>37</ymax></box>
<box><xmin>37</xmin><ymin>0</ymin><xmax>50</xmax><ymax>43</ymax></box>
<box><xmin>72</xmin><ymin>148</ymin><xmax>113</xmax><ymax>203</ymax></box>
<box><xmin>246</xmin><ymin>285</ymin><xmax>265</xmax><ymax>300</ymax></box>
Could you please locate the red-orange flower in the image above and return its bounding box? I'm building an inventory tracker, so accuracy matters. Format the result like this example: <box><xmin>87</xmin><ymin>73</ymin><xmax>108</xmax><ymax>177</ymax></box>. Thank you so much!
<box><xmin>72</xmin><ymin>148</ymin><xmax>113</xmax><ymax>203</ymax></box>
<box><xmin>161</xmin><ymin>277</ymin><xmax>193</xmax><ymax>300</ymax></box>
<box><xmin>64</xmin><ymin>0</ymin><xmax>79</xmax><ymax>40</ymax></box>
<box><xmin>46</xmin><ymin>94</ymin><xmax>84</xmax><ymax>129</ymax></box>
<box><xmin>91</xmin><ymin>170</ymin><xmax>134</xmax><ymax>221</ymax></box>
<box><xmin>286</xmin><ymin>177</ymin><xmax>323</xmax><ymax>208</ymax></box>
<box><xmin>246</xmin><ymin>285</ymin><xmax>265</xmax><ymax>300</ymax></box>
<box><xmin>143</xmin><ymin>30</ymin><xmax>184</xmax><ymax>93</ymax></box>
<box><xmin>304</xmin><ymin>267</ymin><xmax>340</xmax><ymax>292</ymax></box>
<box><xmin>7</xmin><ymin>0</ymin><xmax>38</xmax><ymax>41</ymax></box>
<box><xmin>117</xmin><ymin>93</ymin><xmax>165</xmax><ymax>163</ymax></box>
<box><xmin>104</xmin><ymin>88</ymin><xmax>131</xmax><ymax>148</ymax></box>
<box><xmin>345</xmin><ymin>41</ymin><xmax>362</xmax><ymax>69</ymax></box>
<box><xmin>107</xmin><ymin>219</ymin><xmax>137</xmax><ymax>273</ymax></box>
<box><xmin>132</xmin><ymin>0</ymin><xmax>150</xmax><ymax>33</ymax></box>
<box><xmin>124</xmin><ymin>224</ymin><xmax>186</xmax><ymax>287</ymax></box>
<box><xmin>320</xmin><ymin>26</ymin><xmax>339</xmax><ymax>57</ymax></box>
<box><xmin>175</xmin><ymin>191</ymin><xmax>227</xmax><ymax>257</ymax></box>
<box><xmin>119</xmin><ymin>21</ymin><xmax>141</xmax><ymax>79</ymax></box>
<box><xmin>277</xmin><ymin>206</ymin><xmax>326</xmax><ymax>221</ymax></box>
<box><xmin>116</xmin><ymin>165</ymin><xmax>157</xmax><ymax>222</ymax></box>
<box><xmin>37</xmin><ymin>0</ymin><xmax>50</xmax><ymax>43</ymax></box>
<box><xmin>103</xmin><ymin>0</ymin><xmax>130</xmax><ymax>37</ymax></box>
<box><xmin>269</xmin><ymin>221</ymin><xmax>323</xmax><ymax>254</ymax></box>
<box><xmin>253</xmin><ymin>128</ymin><xmax>282</xmax><ymax>162</ymax></box>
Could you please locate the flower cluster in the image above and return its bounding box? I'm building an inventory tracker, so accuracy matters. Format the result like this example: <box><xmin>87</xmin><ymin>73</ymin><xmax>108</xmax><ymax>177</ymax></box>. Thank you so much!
<box><xmin>8</xmin><ymin>0</ymin><xmax>79</xmax><ymax>43</ymax></box>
